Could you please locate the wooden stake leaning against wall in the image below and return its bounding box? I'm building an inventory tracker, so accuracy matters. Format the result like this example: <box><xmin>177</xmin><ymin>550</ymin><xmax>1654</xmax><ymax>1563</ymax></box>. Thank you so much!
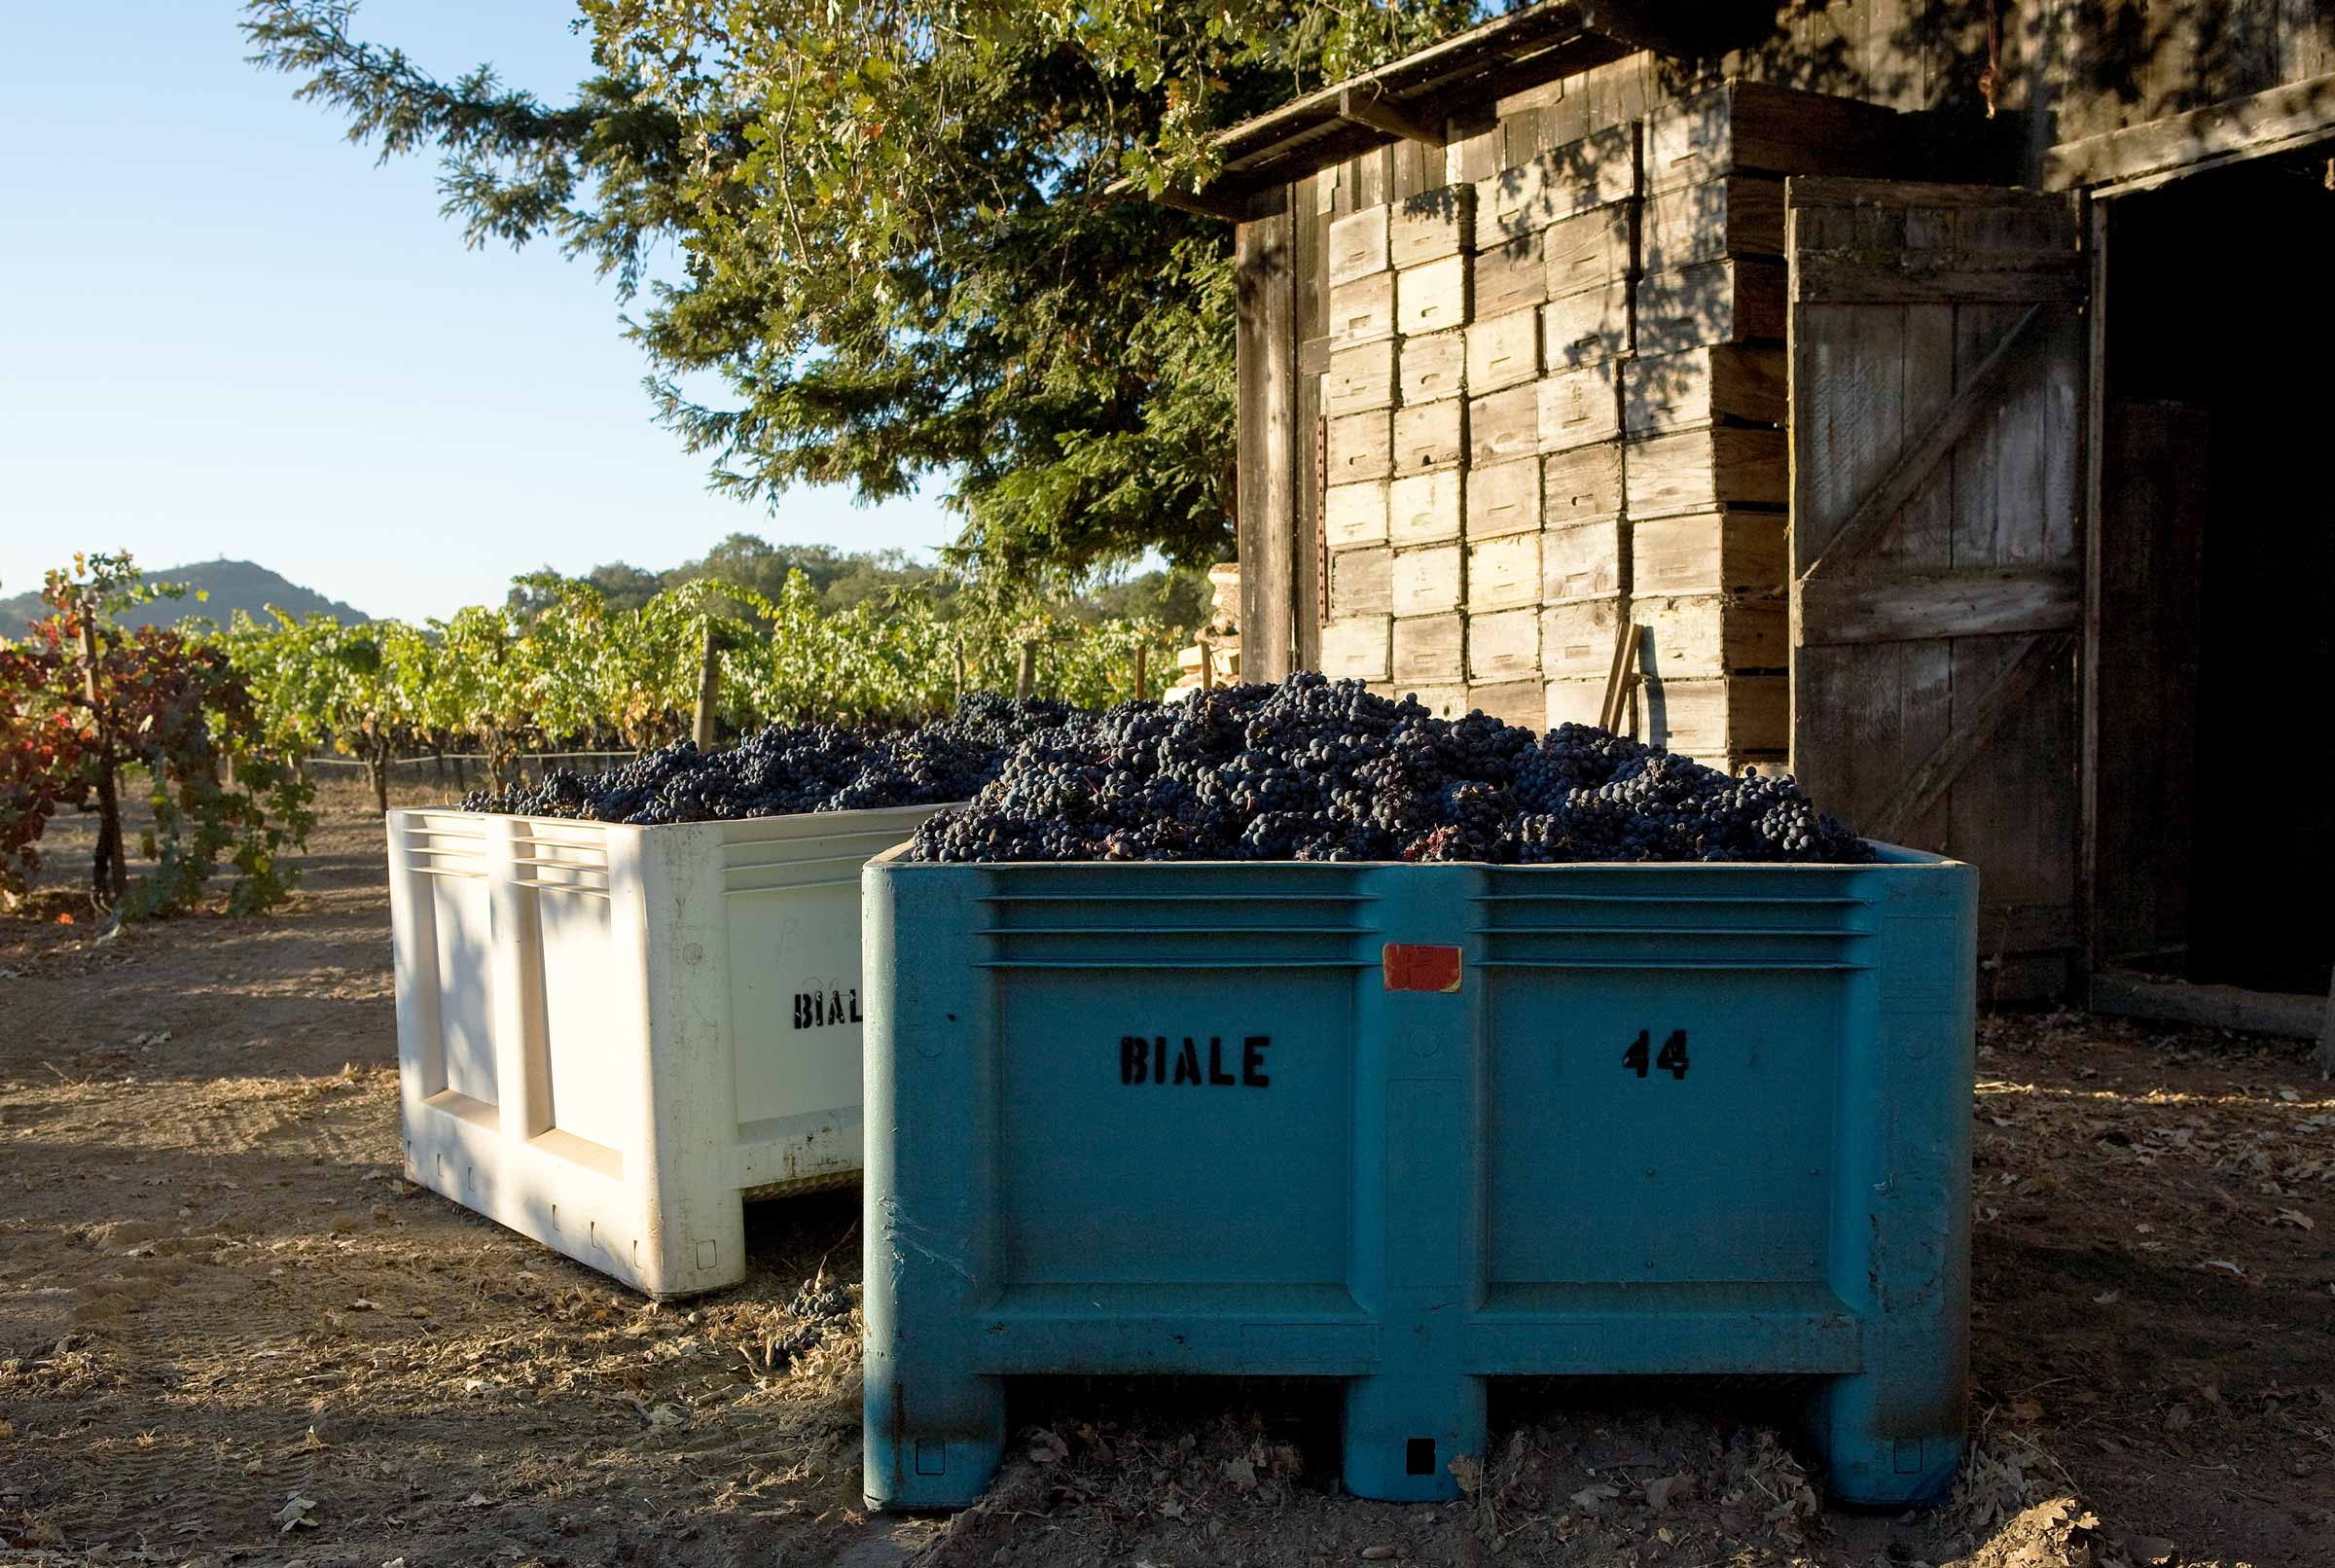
<box><xmin>1599</xmin><ymin>622</ymin><xmax>1643</xmax><ymax>734</ymax></box>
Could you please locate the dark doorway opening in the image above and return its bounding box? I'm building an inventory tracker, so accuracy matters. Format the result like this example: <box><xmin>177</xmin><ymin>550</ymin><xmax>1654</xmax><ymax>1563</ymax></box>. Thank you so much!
<box><xmin>2096</xmin><ymin>150</ymin><xmax>2335</xmax><ymax>998</ymax></box>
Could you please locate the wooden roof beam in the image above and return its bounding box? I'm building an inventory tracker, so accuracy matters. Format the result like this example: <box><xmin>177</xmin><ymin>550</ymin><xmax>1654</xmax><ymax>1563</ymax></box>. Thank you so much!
<box><xmin>2044</xmin><ymin>69</ymin><xmax>2335</xmax><ymax>192</ymax></box>
<box><xmin>1338</xmin><ymin>87</ymin><xmax>1443</xmax><ymax>150</ymax></box>
<box><xmin>1571</xmin><ymin>0</ymin><xmax>1735</xmax><ymax>62</ymax></box>
<box><xmin>1151</xmin><ymin>181</ymin><xmax>1261</xmax><ymax>222</ymax></box>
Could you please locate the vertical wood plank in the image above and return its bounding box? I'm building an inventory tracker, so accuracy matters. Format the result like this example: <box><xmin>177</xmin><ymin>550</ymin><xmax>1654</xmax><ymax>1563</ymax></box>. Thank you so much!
<box><xmin>1294</xmin><ymin>173</ymin><xmax>1327</xmax><ymax>348</ymax></box>
<box><xmin>2079</xmin><ymin>194</ymin><xmax>2109</xmax><ymax>974</ymax></box>
<box><xmin>1236</xmin><ymin>204</ymin><xmax>1300</xmax><ymax>683</ymax></box>
<box><xmin>1295</xmin><ymin>180</ymin><xmax>1326</xmax><ymax>673</ymax></box>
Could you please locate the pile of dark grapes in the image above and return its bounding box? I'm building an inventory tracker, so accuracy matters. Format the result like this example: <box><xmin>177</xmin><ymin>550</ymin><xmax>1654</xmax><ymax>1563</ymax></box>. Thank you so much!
<box><xmin>459</xmin><ymin>694</ymin><xmax>1082</xmax><ymax>825</ymax></box>
<box><xmin>906</xmin><ymin>674</ymin><xmax>1870</xmax><ymax>865</ymax></box>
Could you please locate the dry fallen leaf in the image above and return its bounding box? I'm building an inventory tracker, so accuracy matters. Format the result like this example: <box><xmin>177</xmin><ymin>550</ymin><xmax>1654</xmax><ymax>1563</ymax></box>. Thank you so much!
<box><xmin>1359</xmin><ymin>1549</ymin><xmax>1398</xmax><ymax>1562</ymax></box>
<box><xmin>2277</xmin><ymin>1209</ymin><xmax>2316</xmax><ymax>1231</ymax></box>
<box><xmin>272</xmin><ymin>1493</ymin><xmax>317</xmax><ymax>1533</ymax></box>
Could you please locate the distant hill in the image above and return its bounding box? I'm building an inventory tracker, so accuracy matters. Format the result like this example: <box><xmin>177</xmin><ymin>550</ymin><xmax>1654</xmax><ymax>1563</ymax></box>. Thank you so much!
<box><xmin>0</xmin><ymin>559</ymin><xmax>372</xmax><ymax>633</ymax></box>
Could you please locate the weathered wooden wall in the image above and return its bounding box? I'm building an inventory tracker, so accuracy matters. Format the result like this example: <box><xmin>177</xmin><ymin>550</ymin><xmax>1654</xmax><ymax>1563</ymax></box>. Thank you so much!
<box><xmin>1700</xmin><ymin>0</ymin><xmax>2333</xmax><ymax>150</ymax></box>
<box><xmin>1239</xmin><ymin>0</ymin><xmax>2334</xmax><ymax>682</ymax></box>
<box><xmin>1225</xmin><ymin>0</ymin><xmax>2334</xmax><ymax>998</ymax></box>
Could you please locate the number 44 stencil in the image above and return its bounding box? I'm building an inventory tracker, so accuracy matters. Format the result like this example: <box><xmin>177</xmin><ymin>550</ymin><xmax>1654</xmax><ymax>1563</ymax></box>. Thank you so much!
<box><xmin>1621</xmin><ymin>1029</ymin><xmax>1690</xmax><ymax>1081</ymax></box>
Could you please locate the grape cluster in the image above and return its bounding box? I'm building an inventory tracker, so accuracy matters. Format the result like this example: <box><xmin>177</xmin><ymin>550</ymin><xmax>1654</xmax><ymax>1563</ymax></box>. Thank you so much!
<box><xmin>458</xmin><ymin>694</ymin><xmax>1081</xmax><ymax>825</ymax></box>
<box><xmin>906</xmin><ymin>674</ymin><xmax>1870</xmax><ymax>865</ymax></box>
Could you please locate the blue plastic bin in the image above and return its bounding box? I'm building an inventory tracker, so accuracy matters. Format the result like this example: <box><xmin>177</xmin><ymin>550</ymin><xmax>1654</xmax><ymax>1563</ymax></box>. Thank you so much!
<box><xmin>862</xmin><ymin>845</ymin><xmax>1975</xmax><ymax>1510</ymax></box>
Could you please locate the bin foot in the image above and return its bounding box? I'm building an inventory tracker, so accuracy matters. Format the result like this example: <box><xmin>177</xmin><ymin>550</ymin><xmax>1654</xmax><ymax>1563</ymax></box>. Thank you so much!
<box><xmin>864</xmin><ymin>1368</ymin><xmax>1005</xmax><ymax>1511</ymax></box>
<box><xmin>1341</xmin><ymin>1372</ymin><xmax>1485</xmax><ymax>1502</ymax></box>
<box><xmin>1806</xmin><ymin>1375</ymin><xmax>1963</xmax><ymax>1507</ymax></box>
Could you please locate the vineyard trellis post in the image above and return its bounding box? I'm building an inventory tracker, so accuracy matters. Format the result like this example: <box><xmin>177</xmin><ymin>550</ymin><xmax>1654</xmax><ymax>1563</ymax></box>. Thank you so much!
<box><xmin>1133</xmin><ymin>643</ymin><xmax>1147</xmax><ymax>702</ymax></box>
<box><xmin>693</xmin><ymin>624</ymin><xmax>720</xmax><ymax>749</ymax></box>
<box><xmin>1016</xmin><ymin>640</ymin><xmax>1038</xmax><ymax>701</ymax></box>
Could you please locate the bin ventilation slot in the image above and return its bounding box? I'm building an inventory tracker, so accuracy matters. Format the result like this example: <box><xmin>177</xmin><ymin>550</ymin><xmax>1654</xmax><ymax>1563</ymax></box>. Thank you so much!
<box><xmin>409</xmin><ymin>865</ymin><xmax>490</xmax><ymax>882</ymax></box>
<box><xmin>507</xmin><ymin>837</ymin><xmax>611</xmax><ymax>898</ymax></box>
<box><xmin>979</xmin><ymin>913</ymin><xmax>1372</xmax><ymax>969</ymax></box>
<box><xmin>511</xmin><ymin>838</ymin><xmax>608</xmax><ymax>863</ymax></box>
<box><xmin>402</xmin><ymin>831</ymin><xmax>486</xmax><ymax>879</ymax></box>
<box><xmin>512</xmin><ymin>878</ymin><xmax>612</xmax><ymax>900</ymax></box>
<box><xmin>728</xmin><ymin>830</ymin><xmax>918</xmax><ymax>861</ymax></box>
<box><xmin>977</xmin><ymin>892</ymin><xmax>1373</xmax><ymax>905</ymax></box>
<box><xmin>981</xmin><ymin>924</ymin><xmax>1368</xmax><ymax>937</ymax></box>
<box><xmin>1484</xmin><ymin>925</ymin><xmax>1858</xmax><ymax>939</ymax></box>
<box><xmin>977</xmin><ymin>957</ymin><xmax>1374</xmax><ymax>971</ymax></box>
<box><xmin>728</xmin><ymin>877</ymin><xmax>863</xmax><ymax>896</ymax></box>
<box><xmin>724</xmin><ymin>850</ymin><xmax>896</xmax><ymax>893</ymax></box>
<box><xmin>1477</xmin><ymin>893</ymin><xmax>1870</xmax><ymax>906</ymax></box>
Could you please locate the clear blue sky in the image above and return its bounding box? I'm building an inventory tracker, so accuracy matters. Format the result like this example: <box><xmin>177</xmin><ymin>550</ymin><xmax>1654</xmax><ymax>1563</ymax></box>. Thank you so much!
<box><xmin>0</xmin><ymin>2</ymin><xmax>957</xmax><ymax>623</ymax></box>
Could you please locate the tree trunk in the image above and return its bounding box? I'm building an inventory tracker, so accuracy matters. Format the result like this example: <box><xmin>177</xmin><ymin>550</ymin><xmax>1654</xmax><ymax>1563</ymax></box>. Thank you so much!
<box><xmin>370</xmin><ymin>737</ymin><xmax>391</xmax><ymax>816</ymax></box>
<box><xmin>1015</xmin><ymin>640</ymin><xmax>1038</xmax><ymax>701</ymax></box>
<box><xmin>693</xmin><ymin>624</ymin><xmax>721</xmax><ymax>749</ymax></box>
<box><xmin>79</xmin><ymin>612</ymin><xmax>127</xmax><ymax>906</ymax></box>
<box><xmin>433</xmin><ymin>746</ymin><xmax>448</xmax><ymax>786</ymax></box>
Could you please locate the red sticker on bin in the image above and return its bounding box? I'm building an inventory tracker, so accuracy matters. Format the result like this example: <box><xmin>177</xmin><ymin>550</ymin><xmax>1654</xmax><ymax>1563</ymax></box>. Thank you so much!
<box><xmin>1383</xmin><ymin>944</ymin><xmax>1462</xmax><ymax>993</ymax></box>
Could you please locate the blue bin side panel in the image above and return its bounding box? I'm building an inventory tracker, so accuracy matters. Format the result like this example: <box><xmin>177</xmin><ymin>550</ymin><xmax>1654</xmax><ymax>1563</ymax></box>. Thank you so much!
<box><xmin>862</xmin><ymin>852</ymin><xmax>1976</xmax><ymax>1512</ymax></box>
<box><xmin>993</xmin><ymin>969</ymin><xmax>1357</xmax><ymax>1289</ymax></box>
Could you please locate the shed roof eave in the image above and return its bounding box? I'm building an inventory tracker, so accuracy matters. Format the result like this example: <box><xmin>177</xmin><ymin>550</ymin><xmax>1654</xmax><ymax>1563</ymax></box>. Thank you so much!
<box><xmin>1112</xmin><ymin>0</ymin><xmax>1746</xmax><ymax>211</ymax></box>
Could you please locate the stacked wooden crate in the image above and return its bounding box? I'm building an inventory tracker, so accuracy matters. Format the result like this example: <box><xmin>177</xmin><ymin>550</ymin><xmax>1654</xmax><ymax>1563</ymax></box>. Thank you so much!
<box><xmin>1319</xmin><ymin>179</ymin><xmax>1476</xmax><ymax>719</ymax></box>
<box><xmin>1313</xmin><ymin>81</ymin><xmax>1893</xmax><ymax>770</ymax></box>
<box><xmin>1539</xmin><ymin>84</ymin><xmax>1807</xmax><ymax>768</ymax></box>
<box><xmin>1465</xmin><ymin>123</ymin><xmax>1636</xmax><ymax>731</ymax></box>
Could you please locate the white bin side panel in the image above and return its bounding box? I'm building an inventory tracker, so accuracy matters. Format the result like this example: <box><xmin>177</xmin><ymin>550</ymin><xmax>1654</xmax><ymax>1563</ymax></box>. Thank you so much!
<box><xmin>390</xmin><ymin>802</ymin><xmax>949</xmax><ymax>1298</ymax></box>
<box><xmin>727</xmin><ymin>881</ymin><xmax>865</xmax><ymax>1189</ymax></box>
<box><xmin>534</xmin><ymin>887</ymin><xmax>632</xmax><ymax>1165</ymax></box>
<box><xmin>430</xmin><ymin>873</ymin><xmax>497</xmax><ymax>1107</ymax></box>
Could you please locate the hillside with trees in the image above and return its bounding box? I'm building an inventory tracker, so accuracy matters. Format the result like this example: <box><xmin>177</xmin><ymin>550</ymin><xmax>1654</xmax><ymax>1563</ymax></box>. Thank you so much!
<box><xmin>0</xmin><ymin>557</ymin><xmax>369</xmax><ymax>635</ymax></box>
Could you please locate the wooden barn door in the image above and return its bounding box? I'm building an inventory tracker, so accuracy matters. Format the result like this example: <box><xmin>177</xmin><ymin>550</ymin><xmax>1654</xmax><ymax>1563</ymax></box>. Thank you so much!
<box><xmin>1784</xmin><ymin>179</ymin><xmax>2089</xmax><ymax>999</ymax></box>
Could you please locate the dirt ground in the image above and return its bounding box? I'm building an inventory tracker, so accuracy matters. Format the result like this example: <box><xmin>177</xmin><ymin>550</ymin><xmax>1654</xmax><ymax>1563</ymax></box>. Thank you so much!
<box><xmin>2</xmin><ymin>787</ymin><xmax>2329</xmax><ymax>1568</ymax></box>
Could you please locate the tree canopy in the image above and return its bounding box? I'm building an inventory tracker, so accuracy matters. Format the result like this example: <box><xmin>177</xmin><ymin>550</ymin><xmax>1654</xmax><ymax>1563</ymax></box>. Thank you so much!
<box><xmin>243</xmin><ymin>1</ymin><xmax>1484</xmax><ymax>580</ymax></box>
<box><xmin>500</xmin><ymin>531</ymin><xmax>1211</xmax><ymax>634</ymax></box>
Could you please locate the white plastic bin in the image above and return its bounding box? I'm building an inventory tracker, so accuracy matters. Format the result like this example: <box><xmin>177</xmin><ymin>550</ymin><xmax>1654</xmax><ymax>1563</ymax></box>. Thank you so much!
<box><xmin>385</xmin><ymin>802</ymin><xmax>949</xmax><ymax>1297</ymax></box>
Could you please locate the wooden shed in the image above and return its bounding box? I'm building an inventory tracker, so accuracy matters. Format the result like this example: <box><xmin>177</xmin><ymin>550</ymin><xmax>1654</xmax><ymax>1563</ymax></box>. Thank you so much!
<box><xmin>1158</xmin><ymin>0</ymin><xmax>2335</xmax><ymax>1012</ymax></box>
